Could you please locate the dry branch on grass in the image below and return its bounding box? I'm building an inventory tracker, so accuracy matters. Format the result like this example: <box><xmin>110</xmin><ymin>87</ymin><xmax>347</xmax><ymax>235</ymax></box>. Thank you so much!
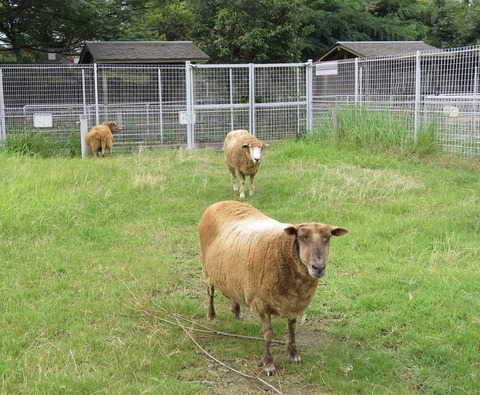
<box><xmin>119</xmin><ymin>274</ymin><xmax>286</xmax><ymax>394</ymax></box>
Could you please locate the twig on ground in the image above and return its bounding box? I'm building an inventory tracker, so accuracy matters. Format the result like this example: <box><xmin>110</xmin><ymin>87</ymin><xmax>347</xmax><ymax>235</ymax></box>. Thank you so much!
<box><xmin>118</xmin><ymin>274</ymin><xmax>286</xmax><ymax>394</ymax></box>
<box><xmin>176</xmin><ymin>316</ymin><xmax>284</xmax><ymax>395</ymax></box>
<box><xmin>151</xmin><ymin>300</ymin><xmax>286</xmax><ymax>345</ymax></box>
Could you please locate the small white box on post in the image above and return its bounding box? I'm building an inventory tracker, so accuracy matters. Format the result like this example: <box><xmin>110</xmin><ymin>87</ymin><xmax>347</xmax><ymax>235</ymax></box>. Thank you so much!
<box><xmin>80</xmin><ymin>115</ymin><xmax>89</xmax><ymax>158</ymax></box>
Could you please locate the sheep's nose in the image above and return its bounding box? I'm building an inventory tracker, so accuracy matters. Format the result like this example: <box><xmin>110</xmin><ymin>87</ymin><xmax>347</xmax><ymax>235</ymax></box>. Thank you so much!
<box><xmin>310</xmin><ymin>264</ymin><xmax>326</xmax><ymax>278</ymax></box>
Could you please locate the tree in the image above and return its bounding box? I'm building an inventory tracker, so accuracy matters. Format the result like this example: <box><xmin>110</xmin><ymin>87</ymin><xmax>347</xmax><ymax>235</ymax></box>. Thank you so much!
<box><xmin>427</xmin><ymin>0</ymin><xmax>480</xmax><ymax>48</ymax></box>
<box><xmin>0</xmin><ymin>0</ymin><xmax>135</xmax><ymax>62</ymax></box>
<box><xmin>121</xmin><ymin>0</ymin><xmax>193</xmax><ymax>41</ymax></box>
<box><xmin>186</xmin><ymin>0</ymin><xmax>308</xmax><ymax>63</ymax></box>
<box><xmin>301</xmin><ymin>0</ymin><xmax>429</xmax><ymax>61</ymax></box>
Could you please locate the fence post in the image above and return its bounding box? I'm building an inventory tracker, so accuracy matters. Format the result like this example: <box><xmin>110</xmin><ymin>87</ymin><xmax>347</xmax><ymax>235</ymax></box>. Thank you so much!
<box><xmin>248</xmin><ymin>64</ymin><xmax>256</xmax><ymax>136</ymax></box>
<box><xmin>414</xmin><ymin>50</ymin><xmax>421</xmax><ymax>141</ymax></box>
<box><xmin>81</xmin><ymin>69</ymin><xmax>87</xmax><ymax>115</ymax></box>
<box><xmin>0</xmin><ymin>69</ymin><xmax>6</xmax><ymax>146</ymax></box>
<box><xmin>185</xmin><ymin>61</ymin><xmax>194</xmax><ymax>149</ymax></box>
<box><xmin>305</xmin><ymin>59</ymin><xmax>313</xmax><ymax>132</ymax></box>
<box><xmin>354</xmin><ymin>58</ymin><xmax>359</xmax><ymax>106</ymax></box>
<box><xmin>93</xmin><ymin>63</ymin><xmax>99</xmax><ymax>125</ymax></box>
<box><xmin>158</xmin><ymin>68</ymin><xmax>164</xmax><ymax>144</ymax></box>
<box><xmin>80</xmin><ymin>114</ymin><xmax>89</xmax><ymax>158</ymax></box>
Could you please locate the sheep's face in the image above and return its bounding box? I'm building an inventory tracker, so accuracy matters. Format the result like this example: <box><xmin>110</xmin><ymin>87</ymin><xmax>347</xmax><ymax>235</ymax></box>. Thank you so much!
<box><xmin>242</xmin><ymin>142</ymin><xmax>268</xmax><ymax>165</ymax></box>
<box><xmin>284</xmin><ymin>223</ymin><xmax>348</xmax><ymax>278</ymax></box>
<box><xmin>106</xmin><ymin>121</ymin><xmax>122</xmax><ymax>133</ymax></box>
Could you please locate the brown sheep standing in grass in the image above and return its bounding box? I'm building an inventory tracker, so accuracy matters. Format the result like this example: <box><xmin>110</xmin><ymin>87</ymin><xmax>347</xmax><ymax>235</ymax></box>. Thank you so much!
<box><xmin>224</xmin><ymin>130</ymin><xmax>268</xmax><ymax>199</ymax></box>
<box><xmin>198</xmin><ymin>200</ymin><xmax>348</xmax><ymax>376</ymax></box>
<box><xmin>85</xmin><ymin>121</ymin><xmax>121</xmax><ymax>157</ymax></box>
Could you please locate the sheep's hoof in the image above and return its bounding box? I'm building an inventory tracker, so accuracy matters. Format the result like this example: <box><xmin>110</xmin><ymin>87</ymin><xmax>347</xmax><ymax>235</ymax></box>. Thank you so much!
<box><xmin>259</xmin><ymin>361</ymin><xmax>276</xmax><ymax>376</ymax></box>
<box><xmin>287</xmin><ymin>344</ymin><xmax>302</xmax><ymax>362</ymax></box>
<box><xmin>259</xmin><ymin>356</ymin><xmax>276</xmax><ymax>376</ymax></box>
<box><xmin>207</xmin><ymin>313</ymin><xmax>217</xmax><ymax>322</ymax></box>
<box><xmin>288</xmin><ymin>352</ymin><xmax>302</xmax><ymax>363</ymax></box>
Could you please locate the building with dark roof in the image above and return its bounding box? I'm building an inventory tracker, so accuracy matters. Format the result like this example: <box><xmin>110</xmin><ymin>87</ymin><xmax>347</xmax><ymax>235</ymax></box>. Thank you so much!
<box><xmin>317</xmin><ymin>41</ymin><xmax>438</xmax><ymax>62</ymax></box>
<box><xmin>78</xmin><ymin>41</ymin><xmax>210</xmax><ymax>64</ymax></box>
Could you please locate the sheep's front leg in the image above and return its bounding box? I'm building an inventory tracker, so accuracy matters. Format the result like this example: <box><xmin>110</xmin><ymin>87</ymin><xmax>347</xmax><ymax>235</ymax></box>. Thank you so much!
<box><xmin>259</xmin><ymin>313</ymin><xmax>276</xmax><ymax>375</ymax></box>
<box><xmin>229</xmin><ymin>167</ymin><xmax>238</xmax><ymax>192</ymax></box>
<box><xmin>239</xmin><ymin>172</ymin><xmax>246</xmax><ymax>199</ymax></box>
<box><xmin>207</xmin><ymin>284</ymin><xmax>216</xmax><ymax>321</ymax></box>
<box><xmin>287</xmin><ymin>318</ymin><xmax>301</xmax><ymax>362</ymax></box>
<box><xmin>249</xmin><ymin>174</ymin><xmax>256</xmax><ymax>196</ymax></box>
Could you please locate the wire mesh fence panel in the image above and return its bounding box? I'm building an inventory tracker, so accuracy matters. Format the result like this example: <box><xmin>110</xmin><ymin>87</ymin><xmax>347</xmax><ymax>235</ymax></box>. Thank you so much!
<box><xmin>191</xmin><ymin>65</ymin><xmax>250</xmax><ymax>147</ymax></box>
<box><xmin>253</xmin><ymin>64</ymin><xmax>308</xmax><ymax>140</ymax></box>
<box><xmin>190</xmin><ymin>63</ymin><xmax>309</xmax><ymax>147</ymax></box>
<box><xmin>94</xmin><ymin>65</ymin><xmax>188</xmax><ymax>150</ymax></box>
<box><xmin>0</xmin><ymin>64</ymin><xmax>95</xmax><ymax>143</ymax></box>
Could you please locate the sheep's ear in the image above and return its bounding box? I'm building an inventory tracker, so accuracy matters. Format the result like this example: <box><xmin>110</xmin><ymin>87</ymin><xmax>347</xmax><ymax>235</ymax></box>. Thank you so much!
<box><xmin>331</xmin><ymin>227</ymin><xmax>349</xmax><ymax>237</ymax></box>
<box><xmin>284</xmin><ymin>226</ymin><xmax>297</xmax><ymax>236</ymax></box>
<box><xmin>263</xmin><ymin>143</ymin><xmax>269</xmax><ymax>148</ymax></box>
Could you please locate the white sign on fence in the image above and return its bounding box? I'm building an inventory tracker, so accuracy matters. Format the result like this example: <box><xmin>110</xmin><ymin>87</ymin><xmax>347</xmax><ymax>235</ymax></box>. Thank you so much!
<box><xmin>33</xmin><ymin>113</ymin><xmax>53</xmax><ymax>128</ymax></box>
<box><xmin>178</xmin><ymin>111</ymin><xmax>196</xmax><ymax>125</ymax></box>
<box><xmin>316</xmin><ymin>61</ymin><xmax>338</xmax><ymax>76</ymax></box>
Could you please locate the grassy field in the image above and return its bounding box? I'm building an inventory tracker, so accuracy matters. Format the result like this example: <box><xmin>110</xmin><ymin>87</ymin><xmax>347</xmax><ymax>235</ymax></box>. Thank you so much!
<box><xmin>1</xmin><ymin>128</ymin><xmax>479</xmax><ymax>394</ymax></box>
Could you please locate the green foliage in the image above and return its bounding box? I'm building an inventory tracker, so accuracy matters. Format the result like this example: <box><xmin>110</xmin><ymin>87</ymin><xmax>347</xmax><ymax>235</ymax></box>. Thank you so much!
<box><xmin>0</xmin><ymin>0</ymin><xmax>134</xmax><ymax>62</ymax></box>
<box><xmin>124</xmin><ymin>0</ymin><xmax>194</xmax><ymax>40</ymax></box>
<box><xmin>1</xmin><ymin>135</ymin><xmax>479</xmax><ymax>393</ymax></box>
<box><xmin>302</xmin><ymin>0</ymin><xmax>429</xmax><ymax>60</ymax></box>
<box><xmin>4</xmin><ymin>0</ymin><xmax>480</xmax><ymax>64</ymax></box>
<box><xmin>4</xmin><ymin>132</ymin><xmax>81</xmax><ymax>158</ymax></box>
<box><xmin>308</xmin><ymin>107</ymin><xmax>439</xmax><ymax>156</ymax></box>
<box><xmin>426</xmin><ymin>0</ymin><xmax>480</xmax><ymax>48</ymax></box>
<box><xmin>187</xmin><ymin>0</ymin><xmax>307</xmax><ymax>63</ymax></box>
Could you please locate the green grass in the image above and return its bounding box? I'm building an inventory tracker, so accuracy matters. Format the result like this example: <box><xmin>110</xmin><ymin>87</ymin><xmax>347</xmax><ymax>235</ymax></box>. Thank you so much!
<box><xmin>4</xmin><ymin>131</ymin><xmax>81</xmax><ymax>157</ymax></box>
<box><xmin>1</xmin><ymin>129</ymin><xmax>479</xmax><ymax>394</ymax></box>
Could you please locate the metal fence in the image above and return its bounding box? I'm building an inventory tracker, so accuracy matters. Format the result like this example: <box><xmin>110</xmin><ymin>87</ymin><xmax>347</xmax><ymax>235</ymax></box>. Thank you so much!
<box><xmin>1</xmin><ymin>45</ymin><xmax>480</xmax><ymax>158</ymax></box>
<box><xmin>0</xmin><ymin>62</ymin><xmax>312</xmax><ymax>152</ymax></box>
<box><xmin>313</xmin><ymin>46</ymin><xmax>480</xmax><ymax>157</ymax></box>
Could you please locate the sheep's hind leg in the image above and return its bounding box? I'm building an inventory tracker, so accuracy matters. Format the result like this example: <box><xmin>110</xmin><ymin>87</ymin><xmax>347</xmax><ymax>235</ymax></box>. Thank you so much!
<box><xmin>101</xmin><ymin>139</ymin><xmax>107</xmax><ymax>156</ymax></box>
<box><xmin>207</xmin><ymin>284</ymin><xmax>216</xmax><ymax>321</ymax></box>
<box><xmin>258</xmin><ymin>313</ymin><xmax>276</xmax><ymax>376</ymax></box>
<box><xmin>287</xmin><ymin>318</ymin><xmax>301</xmax><ymax>362</ymax></box>
<box><xmin>230</xmin><ymin>302</ymin><xmax>243</xmax><ymax>319</ymax></box>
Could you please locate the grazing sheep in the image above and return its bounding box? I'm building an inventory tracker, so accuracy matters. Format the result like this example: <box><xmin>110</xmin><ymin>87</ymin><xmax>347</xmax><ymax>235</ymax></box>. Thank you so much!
<box><xmin>224</xmin><ymin>130</ymin><xmax>268</xmax><ymax>199</ymax></box>
<box><xmin>85</xmin><ymin>121</ymin><xmax>121</xmax><ymax>157</ymax></box>
<box><xmin>198</xmin><ymin>200</ymin><xmax>348</xmax><ymax>375</ymax></box>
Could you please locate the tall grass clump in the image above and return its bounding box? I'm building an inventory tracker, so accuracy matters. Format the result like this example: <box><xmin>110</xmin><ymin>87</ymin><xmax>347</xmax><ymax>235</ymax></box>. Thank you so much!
<box><xmin>4</xmin><ymin>131</ymin><xmax>81</xmax><ymax>157</ymax></box>
<box><xmin>310</xmin><ymin>106</ymin><xmax>438</xmax><ymax>155</ymax></box>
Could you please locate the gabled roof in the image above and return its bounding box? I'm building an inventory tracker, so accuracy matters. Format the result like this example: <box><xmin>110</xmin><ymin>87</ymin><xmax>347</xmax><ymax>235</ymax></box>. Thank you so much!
<box><xmin>78</xmin><ymin>41</ymin><xmax>210</xmax><ymax>64</ymax></box>
<box><xmin>317</xmin><ymin>41</ymin><xmax>438</xmax><ymax>62</ymax></box>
